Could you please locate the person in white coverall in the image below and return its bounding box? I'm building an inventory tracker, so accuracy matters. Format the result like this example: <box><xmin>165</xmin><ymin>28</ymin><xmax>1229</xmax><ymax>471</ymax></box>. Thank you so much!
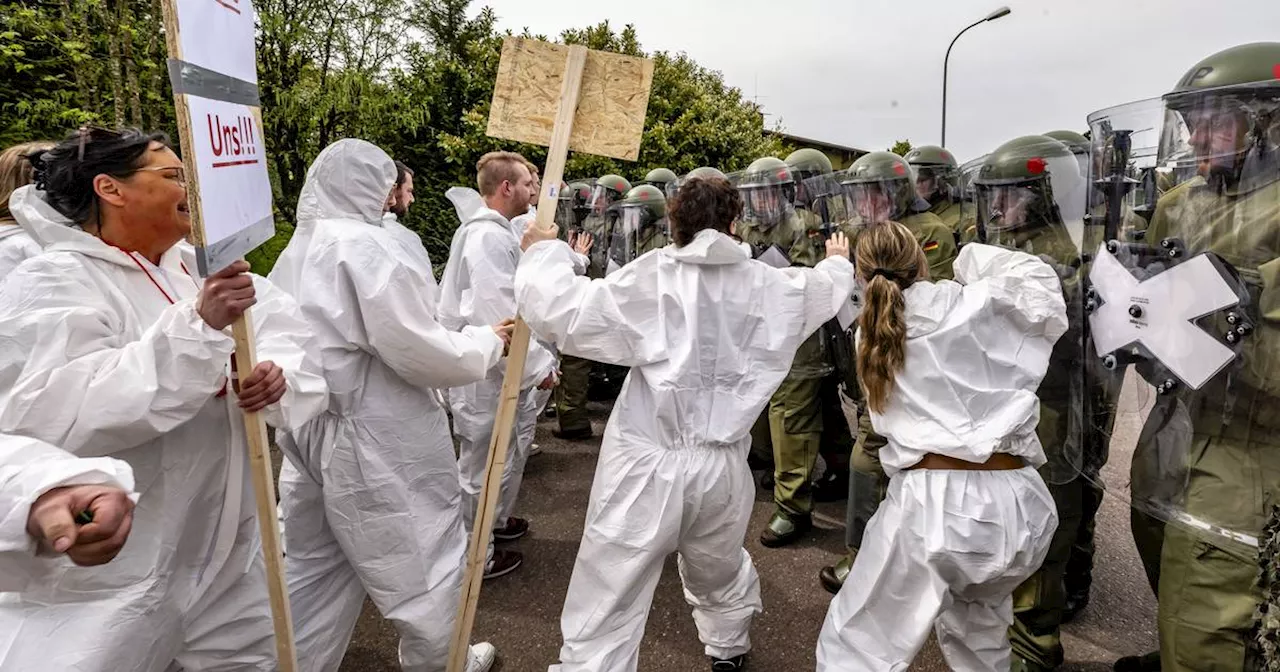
<box><xmin>1</xmin><ymin>434</ymin><xmax>137</xmax><ymax>591</ymax></box>
<box><xmin>815</xmin><ymin>221</ymin><xmax>1065</xmax><ymax>672</ymax></box>
<box><xmin>438</xmin><ymin>151</ymin><xmax>559</xmax><ymax>579</ymax></box>
<box><xmin>0</xmin><ymin>141</ymin><xmax>52</xmax><ymax>279</ymax></box>
<box><xmin>516</xmin><ymin>176</ymin><xmax>856</xmax><ymax>672</ymax></box>
<box><xmin>268</xmin><ymin>139</ymin><xmax>510</xmax><ymax>672</ymax></box>
<box><xmin>0</xmin><ymin>126</ymin><xmax>329</xmax><ymax>671</ymax></box>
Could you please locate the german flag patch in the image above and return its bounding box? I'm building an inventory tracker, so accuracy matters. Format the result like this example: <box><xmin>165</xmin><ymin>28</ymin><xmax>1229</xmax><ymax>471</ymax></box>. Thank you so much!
<box><xmin>922</xmin><ymin>240</ymin><xmax>940</xmax><ymax>252</ymax></box>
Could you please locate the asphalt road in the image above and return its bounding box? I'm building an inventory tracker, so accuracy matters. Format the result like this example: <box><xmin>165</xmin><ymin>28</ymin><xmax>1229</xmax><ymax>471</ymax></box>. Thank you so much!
<box><xmin>337</xmin><ymin>371</ymin><xmax>1159</xmax><ymax>671</ymax></box>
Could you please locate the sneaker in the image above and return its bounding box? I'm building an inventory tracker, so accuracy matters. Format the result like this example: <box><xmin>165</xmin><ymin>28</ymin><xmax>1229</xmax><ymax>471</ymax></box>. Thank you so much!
<box><xmin>552</xmin><ymin>426</ymin><xmax>593</xmax><ymax>441</ymax></box>
<box><xmin>529</xmin><ymin>442</ymin><xmax>543</xmax><ymax>457</ymax></box>
<box><xmin>483</xmin><ymin>549</ymin><xmax>523</xmax><ymax>580</ymax></box>
<box><xmin>711</xmin><ymin>654</ymin><xmax>747</xmax><ymax>670</ymax></box>
<box><xmin>759</xmin><ymin>511</ymin><xmax>812</xmax><ymax>548</ymax></box>
<box><xmin>467</xmin><ymin>642</ymin><xmax>496</xmax><ymax>672</ymax></box>
<box><xmin>494</xmin><ymin>516</ymin><xmax>529</xmax><ymax>542</ymax></box>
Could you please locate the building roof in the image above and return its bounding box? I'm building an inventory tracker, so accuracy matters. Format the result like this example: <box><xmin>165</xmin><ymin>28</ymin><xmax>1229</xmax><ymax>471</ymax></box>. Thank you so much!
<box><xmin>771</xmin><ymin>130</ymin><xmax>870</xmax><ymax>156</ymax></box>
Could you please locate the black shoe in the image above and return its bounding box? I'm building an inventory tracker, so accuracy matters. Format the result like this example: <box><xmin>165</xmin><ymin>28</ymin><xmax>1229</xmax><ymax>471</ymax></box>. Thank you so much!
<box><xmin>759</xmin><ymin>471</ymin><xmax>774</xmax><ymax>490</ymax></box>
<box><xmin>493</xmin><ymin>516</ymin><xmax>529</xmax><ymax>542</ymax></box>
<box><xmin>552</xmin><ymin>426</ymin><xmax>593</xmax><ymax>441</ymax></box>
<box><xmin>711</xmin><ymin>654</ymin><xmax>746</xmax><ymax>671</ymax></box>
<box><xmin>1062</xmin><ymin>587</ymin><xmax>1090</xmax><ymax>624</ymax></box>
<box><xmin>483</xmin><ymin>549</ymin><xmax>523</xmax><ymax>580</ymax></box>
<box><xmin>819</xmin><ymin>552</ymin><xmax>854</xmax><ymax>595</ymax></box>
<box><xmin>1114</xmin><ymin>651</ymin><xmax>1160</xmax><ymax>672</ymax></box>
<box><xmin>759</xmin><ymin>512</ymin><xmax>812</xmax><ymax>548</ymax></box>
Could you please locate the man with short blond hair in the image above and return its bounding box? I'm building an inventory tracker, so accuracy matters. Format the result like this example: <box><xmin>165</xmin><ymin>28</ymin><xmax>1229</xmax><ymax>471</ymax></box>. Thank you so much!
<box><xmin>439</xmin><ymin>151</ymin><xmax>559</xmax><ymax>580</ymax></box>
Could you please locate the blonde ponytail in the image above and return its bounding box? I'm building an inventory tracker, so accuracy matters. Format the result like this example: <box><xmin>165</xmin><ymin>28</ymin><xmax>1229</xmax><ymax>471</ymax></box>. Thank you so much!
<box><xmin>854</xmin><ymin>221</ymin><xmax>928</xmax><ymax>414</ymax></box>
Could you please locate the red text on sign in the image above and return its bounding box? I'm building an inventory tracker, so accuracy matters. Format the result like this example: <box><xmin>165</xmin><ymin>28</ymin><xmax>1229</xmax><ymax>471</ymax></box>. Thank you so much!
<box><xmin>207</xmin><ymin>113</ymin><xmax>261</xmax><ymax>168</ymax></box>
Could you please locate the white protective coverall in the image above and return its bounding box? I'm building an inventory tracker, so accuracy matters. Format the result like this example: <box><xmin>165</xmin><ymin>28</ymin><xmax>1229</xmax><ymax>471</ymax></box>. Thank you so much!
<box><xmin>0</xmin><ymin>434</ymin><xmax>136</xmax><ymax>592</ymax></box>
<box><xmin>815</xmin><ymin>244</ymin><xmax>1067</xmax><ymax>672</ymax></box>
<box><xmin>0</xmin><ymin>187</ymin><xmax>328</xmax><ymax>671</ymax></box>
<box><xmin>514</xmin><ymin>229</ymin><xmax>856</xmax><ymax>671</ymax></box>
<box><xmin>438</xmin><ymin>189</ymin><xmax>559</xmax><ymax>556</ymax></box>
<box><xmin>0</xmin><ymin>224</ymin><xmax>38</xmax><ymax>280</ymax></box>
<box><xmin>268</xmin><ymin>140</ymin><xmax>506</xmax><ymax>672</ymax></box>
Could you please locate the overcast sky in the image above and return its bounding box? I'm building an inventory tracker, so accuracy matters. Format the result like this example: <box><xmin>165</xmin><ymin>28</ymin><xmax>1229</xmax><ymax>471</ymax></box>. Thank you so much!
<box><xmin>469</xmin><ymin>0</ymin><xmax>1280</xmax><ymax>162</ymax></box>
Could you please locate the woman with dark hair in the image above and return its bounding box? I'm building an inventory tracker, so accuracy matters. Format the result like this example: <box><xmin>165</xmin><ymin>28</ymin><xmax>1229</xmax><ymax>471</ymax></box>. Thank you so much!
<box><xmin>515</xmin><ymin>176</ymin><xmax>855</xmax><ymax>672</ymax></box>
<box><xmin>0</xmin><ymin>127</ymin><xmax>328</xmax><ymax>671</ymax></box>
<box><xmin>815</xmin><ymin>221</ymin><xmax>1066</xmax><ymax>672</ymax></box>
<box><xmin>0</xmin><ymin>140</ymin><xmax>53</xmax><ymax>278</ymax></box>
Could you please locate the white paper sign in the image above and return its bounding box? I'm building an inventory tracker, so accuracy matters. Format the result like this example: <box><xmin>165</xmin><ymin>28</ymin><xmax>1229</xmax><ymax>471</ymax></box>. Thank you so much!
<box><xmin>175</xmin><ymin>0</ymin><xmax>258</xmax><ymax>84</ymax></box>
<box><xmin>186</xmin><ymin>96</ymin><xmax>272</xmax><ymax>244</ymax></box>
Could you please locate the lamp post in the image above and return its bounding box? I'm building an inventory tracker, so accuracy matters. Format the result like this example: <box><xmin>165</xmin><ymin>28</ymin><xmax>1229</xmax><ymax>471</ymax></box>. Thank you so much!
<box><xmin>941</xmin><ymin>6</ymin><xmax>1012</xmax><ymax>147</ymax></box>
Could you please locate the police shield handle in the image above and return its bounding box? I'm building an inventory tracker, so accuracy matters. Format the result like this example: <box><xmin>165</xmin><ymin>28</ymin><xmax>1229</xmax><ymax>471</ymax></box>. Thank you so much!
<box><xmin>446</xmin><ymin>41</ymin><xmax>587</xmax><ymax>672</ymax></box>
<box><xmin>159</xmin><ymin>0</ymin><xmax>297</xmax><ymax>668</ymax></box>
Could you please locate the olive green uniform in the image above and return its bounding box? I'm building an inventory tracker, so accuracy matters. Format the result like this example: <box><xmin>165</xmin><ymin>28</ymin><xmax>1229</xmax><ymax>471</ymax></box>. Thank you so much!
<box><xmin>930</xmin><ymin>199</ymin><xmax>964</xmax><ymax>237</ymax></box>
<box><xmin>1143</xmin><ymin>176</ymin><xmax>1280</xmax><ymax>672</ymax></box>
<box><xmin>739</xmin><ymin>209</ymin><xmax>854</xmax><ymax>521</ymax></box>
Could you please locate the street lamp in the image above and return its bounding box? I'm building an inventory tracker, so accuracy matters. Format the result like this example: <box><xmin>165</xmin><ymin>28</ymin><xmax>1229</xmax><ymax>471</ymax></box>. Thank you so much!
<box><xmin>941</xmin><ymin>6</ymin><xmax>1012</xmax><ymax>147</ymax></box>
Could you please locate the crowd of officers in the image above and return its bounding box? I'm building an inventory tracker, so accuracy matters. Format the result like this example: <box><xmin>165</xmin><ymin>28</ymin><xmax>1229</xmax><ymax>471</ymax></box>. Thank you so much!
<box><xmin>547</xmin><ymin>41</ymin><xmax>1280</xmax><ymax>672</ymax></box>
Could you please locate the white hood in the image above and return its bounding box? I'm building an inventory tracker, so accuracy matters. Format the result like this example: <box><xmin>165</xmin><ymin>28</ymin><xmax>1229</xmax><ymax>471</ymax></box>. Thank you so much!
<box><xmin>661</xmin><ymin>229</ymin><xmax>751</xmax><ymax>266</ymax></box>
<box><xmin>296</xmin><ymin>139</ymin><xmax>395</xmax><ymax>226</ymax></box>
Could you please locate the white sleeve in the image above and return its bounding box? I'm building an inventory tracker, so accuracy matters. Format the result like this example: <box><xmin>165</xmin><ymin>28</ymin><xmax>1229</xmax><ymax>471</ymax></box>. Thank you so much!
<box><xmin>0</xmin><ymin>434</ymin><xmax>136</xmax><ymax>592</ymax></box>
<box><xmin>248</xmin><ymin>275</ymin><xmax>330</xmax><ymax>432</ymax></box>
<box><xmin>458</xmin><ymin>227</ymin><xmax>558</xmax><ymax>388</ymax></box>
<box><xmin>341</xmin><ymin>238</ymin><xmax>506</xmax><ymax>390</ymax></box>
<box><xmin>777</xmin><ymin>255</ymin><xmax>857</xmax><ymax>341</ymax></box>
<box><xmin>515</xmin><ymin>240</ymin><xmax>666</xmax><ymax>368</ymax></box>
<box><xmin>954</xmin><ymin>243</ymin><xmax>1069</xmax><ymax>344</ymax></box>
<box><xmin>0</xmin><ymin>260</ymin><xmax>236</xmax><ymax>456</ymax></box>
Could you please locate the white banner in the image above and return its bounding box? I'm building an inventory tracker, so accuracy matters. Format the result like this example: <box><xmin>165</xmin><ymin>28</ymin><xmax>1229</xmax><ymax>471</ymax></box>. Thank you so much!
<box><xmin>175</xmin><ymin>0</ymin><xmax>258</xmax><ymax>85</ymax></box>
<box><xmin>186</xmin><ymin>96</ymin><xmax>272</xmax><ymax>245</ymax></box>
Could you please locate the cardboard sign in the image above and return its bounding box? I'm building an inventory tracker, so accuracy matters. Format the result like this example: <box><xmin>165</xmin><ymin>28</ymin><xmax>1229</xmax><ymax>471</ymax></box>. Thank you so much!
<box><xmin>487</xmin><ymin>37</ymin><xmax>654</xmax><ymax>162</ymax></box>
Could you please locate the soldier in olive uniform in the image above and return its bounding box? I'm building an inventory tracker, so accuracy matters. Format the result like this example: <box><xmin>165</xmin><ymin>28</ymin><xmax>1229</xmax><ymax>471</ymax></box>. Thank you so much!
<box><xmin>1110</xmin><ymin>42</ymin><xmax>1280</xmax><ymax>672</ymax></box>
<box><xmin>818</xmin><ymin>151</ymin><xmax>958</xmax><ymax>592</ymax></box>
<box><xmin>613</xmin><ymin>184</ymin><xmax>669</xmax><ymax>262</ymax></box>
<box><xmin>904</xmin><ymin>145</ymin><xmax>964</xmax><ymax>237</ymax></box>
<box><xmin>554</xmin><ymin>174</ymin><xmax>631</xmax><ymax>440</ymax></box>
<box><xmin>950</xmin><ymin>136</ymin><xmax>1091</xmax><ymax>672</ymax></box>
<box><xmin>732</xmin><ymin>157</ymin><xmax>854</xmax><ymax>547</ymax></box>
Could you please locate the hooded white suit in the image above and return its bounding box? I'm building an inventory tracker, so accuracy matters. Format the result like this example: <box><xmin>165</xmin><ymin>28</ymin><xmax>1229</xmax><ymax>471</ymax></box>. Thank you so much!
<box><xmin>437</xmin><ymin>190</ymin><xmax>559</xmax><ymax>558</ymax></box>
<box><xmin>0</xmin><ymin>224</ymin><xmax>39</xmax><ymax>280</ymax></box>
<box><xmin>816</xmin><ymin>244</ymin><xmax>1067</xmax><ymax>672</ymax></box>
<box><xmin>268</xmin><ymin>140</ymin><xmax>505</xmax><ymax>672</ymax></box>
<box><xmin>0</xmin><ymin>185</ymin><xmax>328</xmax><ymax>671</ymax></box>
<box><xmin>0</xmin><ymin>434</ymin><xmax>136</xmax><ymax>592</ymax></box>
<box><xmin>515</xmin><ymin>230</ymin><xmax>856</xmax><ymax>671</ymax></box>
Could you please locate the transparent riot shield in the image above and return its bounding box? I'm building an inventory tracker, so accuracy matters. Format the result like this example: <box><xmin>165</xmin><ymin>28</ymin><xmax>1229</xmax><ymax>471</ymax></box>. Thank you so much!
<box><xmin>728</xmin><ymin>168</ymin><xmax>818</xmax><ymax>269</ymax></box>
<box><xmin>1082</xmin><ymin>81</ymin><xmax>1280</xmax><ymax>551</ymax></box>
<box><xmin>799</xmin><ymin>172</ymin><xmax>848</xmax><ymax>237</ymax></box>
<box><xmin>606</xmin><ymin>204</ymin><xmax>643</xmax><ymax>274</ymax></box>
<box><xmin>970</xmin><ymin>136</ymin><xmax>1088</xmax><ymax>486</ymax></box>
<box><xmin>956</xmin><ymin>154</ymin><xmax>988</xmax><ymax>245</ymax></box>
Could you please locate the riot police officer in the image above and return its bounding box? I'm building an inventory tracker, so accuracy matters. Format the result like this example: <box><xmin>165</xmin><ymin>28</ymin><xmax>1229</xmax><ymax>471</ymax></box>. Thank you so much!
<box><xmin>734</xmin><ymin>156</ymin><xmax>854</xmax><ymax>547</ymax></box>
<box><xmin>958</xmin><ymin>135</ymin><xmax>1092</xmax><ymax>672</ymax></box>
<box><xmin>554</xmin><ymin>174</ymin><xmax>631</xmax><ymax>439</ymax></box>
<box><xmin>639</xmin><ymin>167</ymin><xmax>678</xmax><ymax>194</ymax></box>
<box><xmin>819</xmin><ymin>151</ymin><xmax>957</xmax><ymax>592</ymax></box>
<box><xmin>1091</xmin><ymin>42</ymin><xmax>1280</xmax><ymax>672</ymax></box>
<box><xmin>903</xmin><ymin>145</ymin><xmax>964</xmax><ymax>236</ymax></box>
<box><xmin>609</xmin><ymin>184</ymin><xmax>669</xmax><ymax>268</ymax></box>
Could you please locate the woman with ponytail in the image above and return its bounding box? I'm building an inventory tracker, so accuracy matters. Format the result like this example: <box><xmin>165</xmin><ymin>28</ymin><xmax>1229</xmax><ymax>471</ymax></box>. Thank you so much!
<box><xmin>816</xmin><ymin>221</ymin><xmax>1069</xmax><ymax>672</ymax></box>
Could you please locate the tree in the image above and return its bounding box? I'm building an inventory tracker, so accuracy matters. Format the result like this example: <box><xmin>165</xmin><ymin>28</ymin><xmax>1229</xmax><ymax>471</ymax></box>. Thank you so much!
<box><xmin>889</xmin><ymin>139</ymin><xmax>913</xmax><ymax>156</ymax></box>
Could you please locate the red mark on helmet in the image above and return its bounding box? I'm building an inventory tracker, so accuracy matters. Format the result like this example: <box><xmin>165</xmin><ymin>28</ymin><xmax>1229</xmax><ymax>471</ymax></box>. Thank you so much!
<box><xmin>778</xmin><ymin>170</ymin><xmax>788</xmax><ymax>179</ymax></box>
<box><xmin>1027</xmin><ymin>158</ymin><xmax>1047</xmax><ymax>175</ymax></box>
<box><xmin>1273</xmin><ymin>64</ymin><xmax>1280</xmax><ymax>80</ymax></box>
<box><xmin>942</xmin><ymin>151</ymin><xmax>952</xmax><ymax>161</ymax></box>
<box><xmin>893</xmin><ymin>163</ymin><xmax>906</xmax><ymax>176</ymax></box>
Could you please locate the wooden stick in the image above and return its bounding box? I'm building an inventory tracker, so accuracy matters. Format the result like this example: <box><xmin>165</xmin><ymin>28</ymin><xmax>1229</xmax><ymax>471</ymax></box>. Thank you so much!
<box><xmin>232</xmin><ymin>315</ymin><xmax>299</xmax><ymax>671</ymax></box>
<box><xmin>445</xmin><ymin>44</ymin><xmax>589</xmax><ymax>672</ymax></box>
<box><xmin>159</xmin><ymin>1</ymin><xmax>297</xmax><ymax>667</ymax></box>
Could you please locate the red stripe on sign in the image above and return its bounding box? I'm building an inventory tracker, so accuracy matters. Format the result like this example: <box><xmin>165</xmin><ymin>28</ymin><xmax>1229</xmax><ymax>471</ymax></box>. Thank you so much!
<box><xmin>214</xmin><ymin>0</ymin><xmax>241</xmax><ymax>14</ymax></box>
<box><xmin>212</xmin><ymin>159</ymin><xmax>260</xmax><ymax>168</ymax></box>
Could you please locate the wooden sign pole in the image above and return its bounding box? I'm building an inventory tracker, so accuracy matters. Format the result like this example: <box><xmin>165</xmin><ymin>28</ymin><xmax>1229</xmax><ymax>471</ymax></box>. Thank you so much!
<box><xmin>444</xmin><ymin>44</ymin><xmax>589</xmax><ymax>672</ymax></box>
<box><xmin>159</xmin><ymin>1</ymin><xmax>297</xmax><ymax>669</ymax></box>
